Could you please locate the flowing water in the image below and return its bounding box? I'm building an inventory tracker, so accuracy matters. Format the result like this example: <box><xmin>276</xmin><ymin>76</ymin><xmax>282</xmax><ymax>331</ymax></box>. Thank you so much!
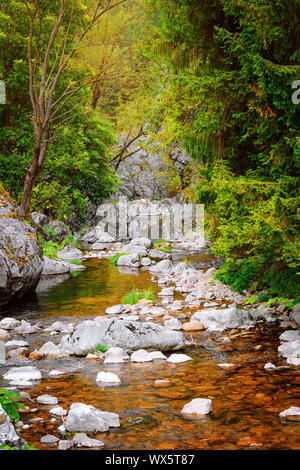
<box><xmin>0</xmin><ymin>258</ymin><xmax>299</xmax><ymax>450</ymax></box>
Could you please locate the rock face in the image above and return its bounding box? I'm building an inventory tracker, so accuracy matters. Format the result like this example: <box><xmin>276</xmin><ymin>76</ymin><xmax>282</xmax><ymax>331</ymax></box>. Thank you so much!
<box><xmin>0</xmin><ymin>196</ymin><xmax>44</xmax><ymax>306</ymax></box>
<box><xmin>60</xmin><ymin>318</ymin><xmax>186</xmax><ymax>355</ymax></box>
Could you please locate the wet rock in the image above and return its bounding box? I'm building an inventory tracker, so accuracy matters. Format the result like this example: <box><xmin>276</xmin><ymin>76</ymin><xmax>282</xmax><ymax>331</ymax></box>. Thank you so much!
<box><xmin>73</xmin><ymin>432</ymin><xmax>104</xmax><ymax>448</ymax></box>
<box><xmin>181</xmin><ymin>398</ymin><xmax>212</xmax><ymax>415</ymax></box>
<box><xmin>148</xmin><ymin>351</ymin><xmax>167</xmax><ymax>360</ymax></box>
<box><xmin>141</xmin><ymin>257</ymin><xmax>152</xmax><ymax>266</ymax></box>
<box><xmin>58</xmin><ymin>439</ymin><xmax>74</xmax><ymax>450</ymax></box>
<box><xmin>40</xmin><ymin>434</ymin><xmax>59</xmax><ymax>444</ymax></box>
<box><xmin>279</xmin><ymin>406</ymin><xmax>300</xmax><ymax>420</ymax></box>
<box><xmin>148</xmin><ymin>249</ymin><xmax>171</xmax><ymax>260</ymax></box>
<box><xmin>130</xmin><ymin>349</ymin><xmax>153</xmax><ymax>362</ymax></box>
<box><xmin>154</xmin><ymin>379</ymin><xmax>172</xmax><ymax>387</ymax></box>
<box><xmin>167</xmin><ymin>353</ymin><xmax>192</xmax><ymax>364</ymax></box>
<box><xmin>264</xmin><ymin>362</ymin><xmax>277</xmax><ymax>370</ymax></box>
<box><xmin>149</xmin><ymin>260</ymin><xmax>173</xmax><ymax>272</ymax></box>
<box><xmin>49</xmin><ymin>406</ymin><xmax>68</xmax><ymax>417</ymax></box>
<box><xmin>96</xmin><ymin>371</ymin><xmax>121</xmax><ymax>383</ymax></box>
<box><xmin>60</xmin><ymin>318</ymin><xmax>186</xmax><ymax>355</ymax></box>
<box><xmin>0</xmin><ymin>318</ymin><xmax>21</xmax><ymax>330</ymax></box>
<box><xmin>56</xmin><ymin>245</ymin><xmax>83</xmax><ymax>260</ymax></box>
<box><xmin>3</xmin><ymin>366</ymin><xmax>42</xmax><ymax>382</ymax></box>
<box><xmin>278</xmin><ymin>340</ymin><xmax>300</xmax><ymax>360</ymax></box>
<box><xmin>37</xmin><ymin>395</ymin><xmax>58</xmax><ymax>405</ymax></box>
<box><xmin>117</xmin><ymin>253</ymin><xmax>140</xmax><ymax>268</ymax></box>
<box><xmin>105</xmin><ymin>304</ymin><xmax>125</xmax><ymax>315</ymax></box>
<box><xmin>37</xmin><ymin>341</ymin><xmax>70</xmax><ymax>358</ymax></box>
<box><xmin>279</xmin><ymin>330</ymin><xmax>300</xmax><ymax>342</ymax></box>
<box><xmin>182</xmin><ymin>321</ymin><xmax>205</xmax><ymax>332</ymax></box>
<box><xmin>5</xmin><ymin>340</ymin><xmax>29</xmax><ymax>351</ymax></box>
<box><xmin>42</xmin><ymin>256</ymin><xmax>70</xmax><ymax>275</ymax></box>
<box><xmin>14</xmin><ymin>320</ymin><xmax>40</xmax><ymax>335</ymax></box>
<box><xmin>65</xmin><ymin>403</ymin><xmax>119</xmax><ymax>432</ymax></box>
<box><xmin>164</xmin><ymin>318</ymin><xmax>183</xmax><ymax>330</ymax></box>
<box><xmin>104</xmin><ymin>347</ymin><xmax>129</xmax><ymax>363</ymax></box>
<box><xmin>190</xmin><ymin>307</ymin><xmax>253</xmax><ymax>332</ymax></box>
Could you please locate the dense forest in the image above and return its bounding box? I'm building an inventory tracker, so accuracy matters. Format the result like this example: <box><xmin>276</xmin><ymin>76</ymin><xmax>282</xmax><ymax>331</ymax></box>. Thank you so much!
<box><xmin>0</xmin><ymin>0</ymin><xmax>299</xmax><ymax>300</ymax></box>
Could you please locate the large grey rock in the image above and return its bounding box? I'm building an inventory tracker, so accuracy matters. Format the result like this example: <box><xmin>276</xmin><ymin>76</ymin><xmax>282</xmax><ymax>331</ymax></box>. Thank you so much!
<box><xmin>0</xmin><ymin>204</ymin><xmax>44</xmax><ymax>306</ymax></box>
<box><xmin>60</xmin><ymin>318</ymin><xmax>186</xmax><ymax>355</ymax></box>
<box><xmin>56</xmin><ymin>246</ymin><xmax>83</xmax><ymax>260</ymax></box>
<box><xmin>65</xmin><ymin>403</ymin><xmax>119</xmax><ymax>432</ymax></box>
<box><xmin>149</xmin><ymin>259</ymin><xmax>173</xmax><ymax>272</ymax></box>
<box><xmin>42</xmin><ymin>256</ymin><xmax>70</xmax><ymax>275</ymax></box>
<box><xmin>0</xmin><ymin>405</ymin><xmax>25</xmax><ymax>449</ymax></box>
<box><xmin>190</xmin><ymin>307</ymin><xmax>253</xmax><ymax>332</ymax></box>
<box><xmin>116</xmin><ymin>253</ymin><xmax>140</xmax><ymax>268</ymax></box>
<box><xmin>278</xmin><ymin>340</ymin><xmax>300</xmax><ymax>359</ymax></box>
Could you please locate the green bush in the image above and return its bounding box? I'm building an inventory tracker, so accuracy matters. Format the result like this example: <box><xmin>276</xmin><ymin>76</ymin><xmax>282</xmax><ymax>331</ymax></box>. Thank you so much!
<box><xmin>0</xmin><ymin>388</ymin><xmax>25</xmax><ymax>423</ymax></box>
<box><xmin>121</xmin><ymin>288</ymin><xmax>156</xmax><ymax>305</ymax></box>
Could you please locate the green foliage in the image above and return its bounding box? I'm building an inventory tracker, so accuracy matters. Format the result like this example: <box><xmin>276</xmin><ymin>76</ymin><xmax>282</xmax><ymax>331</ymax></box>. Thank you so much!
<box><xmin>70</xmin><ymin>259</ymin><xmax>81</xmax><ymax>266</ymax></box>
<box><xmin>39</xmin><ymin>233</ymin><xmax>78</xmax><ymax>260</ymax></box>
<box><xmin>91</xmin><ymin>343</ymin><xmax>108</xmax><ymax>354</ymax></box>
<box><xmin>0</xmin><ymin>388</ymin><xmax>25</xmax><ymax>423</ymax></box>
<box><xmin>154</xmin><ymin>238</ymin><xmax>173</xmax><ymax>252</ymax></box>
<box><xmin>146</xmin><ymin>0</ymin><xmax>300</xmax><ymax>299</ymax></box>
<box><xmin>0</xmin><ymin>1</ymin><xmax>118</xmax><ymax>219</ymax></box>
<box><xmin>121</xmin><ymin>288</ymin><xmax>156</xmax><ymax>305</ymax></box>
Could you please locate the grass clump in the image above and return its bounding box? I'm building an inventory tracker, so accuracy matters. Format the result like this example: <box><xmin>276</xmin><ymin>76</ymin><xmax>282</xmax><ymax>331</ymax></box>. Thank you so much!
<box><xmin>154</xmin><ymin>238</ymin><xmax>173</xmax><ymax>253</ymax></box>
<box><xmin>90</xmin><ymin>343</ymin><xmax>108</xmax><ymax>354</ymax></box>
<box><xmin>121</xmin><ymin>288</ymin><xmax>156</xmax><ymax>305</ymax></box>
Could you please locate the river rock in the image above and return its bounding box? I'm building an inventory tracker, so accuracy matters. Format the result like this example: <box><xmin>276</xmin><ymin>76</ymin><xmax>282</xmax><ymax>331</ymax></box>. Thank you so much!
<box><xmin>49</xmin><ymin>406</ymin><xmax>67</xmax><ymax>417</ymax></box>
<box><xmin>42</xmin><ymin>256</ymin><xmax>71</xmax><ymax>275</ymax></box>
<box><xmin>105</xmin><ymin>304</ymin><xmax>125</xmax><ymax>315</ymax></box>
<box><xmin>190</xmin><ymin>307</ymin><xmax>253</xmax><ymax>332</ymax></box>
<box><xmin>3</xmin><ymin>366</ymin><xmax>42</xmax><ymax>382</ymax></box>
<box><xmin>279</xmin><ymin>406</ymin><xmax>300</xmax><ymax>420</ymax></box>
<box><xmin>182</xmin><ymin>321</ymin><xmax>205</xmax><ymax>332</ymax></box>
<box><xmin>116</xmin><ymin>253</ymin><xmax>140</xmax><ymax>268</ymax></box>
<box><xmin>56</xmin><ymin>246</ymin><xmax>83</xmax><ymax>260</ymax></box>
<box><xmin>279</xmin><ymin>330</ymin><xmax>300</xmax><ymax>342</ymax></box>
<box><xmin>278</xmin><ymin>340</ymin><xmax>300</xmax><ymax>360</ymax></box>
<box><xmin>96</xmin><ymin>371</ymin><xmax>121</xmax><ymax>383</ymax></box>
<box><xmin>149</xmin><ymin>259</ymin><xmax>173</xmax><ymax>272</ymax></box>
<box><xmin>104</xmin><ymin>347</ymin><xmax>129</xmax><ymax>363</ymax></box>
<box><xmin>0</xmin><ymin>329</ymin><xmax>10</xmax><ymax>339</ymax></box>
<box><xmin>60</xmin><ymin>318</ymin><xmax>186</xmax><ymax>355</ymax></box>
<box><xmin>37</xmin><ymin>395</ymin><xmax>58</xmax><ymax>405</ymax></box>
<box><xmin>181</xmin><ymin>398</ymin><xmax>212</xmax><ymax>415</ymax></box>
<box><xmin>65</xmin><ymin>403</ymin><xmax>119</xmax><ymax>432</ymax></box>
<box><xmin>73</xmin><ymin>432</ymin><xmax>104</xmax><ymax>448</ymax></box>
<box><xmin>0</xmin><ymin>202</ymin><xmax>44</xmax><ymax>306</ymax></box>
<box><xmin>38</xmin><ymin>341</ymin><xmax>70</xmax><ymax>357</ymax></box>
<box><xmin>167</xmin><ymin>353</ymin><xmax>192</xmax><ymax>363</ymax></box>
<box><xmin>130</xmin><ymin>349</ymin><xmax>153</xmax><ymax>362</ymax></box>
<box><xmin>40</xmin><ymin>434</ymin><xmax>59</xmax><ymax>444</ymax></box>
<box><xmin>0</xmin><ymin>318</ymin><xmax>21</xmax><ymax>330</ymax></box>
<box><xmin>164</xmin><ymin>318</ymin><xmax>183</xmax><ymax>330</ymax></box>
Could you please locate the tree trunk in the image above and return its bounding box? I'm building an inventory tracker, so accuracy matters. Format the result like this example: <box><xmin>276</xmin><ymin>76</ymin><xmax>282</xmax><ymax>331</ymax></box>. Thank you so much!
<box><xmin>17</xmin><ymin>128</ymin><xmax>49</xmax><ymax>218</ymax></box>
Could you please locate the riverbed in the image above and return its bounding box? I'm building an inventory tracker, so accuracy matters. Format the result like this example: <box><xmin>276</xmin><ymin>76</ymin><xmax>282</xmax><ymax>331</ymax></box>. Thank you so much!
<box><xmin>0</xmin><ymin>258</ymin><xmax>299</xmax><ymax>450</ymax></box>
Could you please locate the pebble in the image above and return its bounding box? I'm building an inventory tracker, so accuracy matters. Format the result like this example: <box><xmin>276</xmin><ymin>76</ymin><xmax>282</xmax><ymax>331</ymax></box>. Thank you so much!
<box><xmin>49</xmin><ymin>406</ymin><xmax>68</xmax><ymax>417</ymax></box>
<box><xmin>181</xmin><ymin>398</ymin><xmax>212</xmax><ymax>415</ymax></box>
<box><xmin>167</xmin><ymin>353</ymin><xmax>193</xmax><ymax>364</ymax></box>
<box><xmin>37</xmin><ymin>394</ymin><xmax>59</xmax><ymax>405</ymax></box>
<box><xmin>96</xmin><ymin>371</ymin><xmax>121</xmax><ymax>383</ymax></box>
<box><xmin>41</xmin><ymin>435</ymin><xmax>59</xmax><ymax>444</ymax></box>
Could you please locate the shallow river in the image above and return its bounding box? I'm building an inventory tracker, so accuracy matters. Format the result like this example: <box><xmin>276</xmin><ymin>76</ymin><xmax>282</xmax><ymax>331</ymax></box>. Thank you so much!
<box><xmin>1</xmin><ymin>258</ymin><xmax>299</xmax><ymax>450</ymax></box>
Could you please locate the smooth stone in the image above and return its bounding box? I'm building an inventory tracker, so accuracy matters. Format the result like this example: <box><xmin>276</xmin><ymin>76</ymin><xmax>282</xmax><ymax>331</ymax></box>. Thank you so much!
<box><xmin>167</xmin><ymin>354</ymin><xmax>193</xmax><ymax>364</ymax></box>
<box><xmin>38</xmin><ymin>341</ymin><xmax>69</xmax><ymax>357</ymax></box>
<box><xmin>181</xmin><ymin>398</ymin><xmax>212</xmax><ymax>415</ymax></box>
<box><xmin>279</xmin><ymin>330</ymin><xmax>300</xmax><ymax>342</ymax></box>
<box><xmin>105</xmin><ymin>304</ymin><xmax>125</xmax><ymax>315</ymax></box>
<box><xmin>65</xmin><ymin>403</ymin><xmax>119</xmax><ymax>432</ymax></box>
<box><xmin>49</xmin><ymin>406</ymin><xmax>68</xmax><ymax>417</ymax></box>
<box><xmin>279</xmin><ymin>406</ymin><xmax>300</xmax><ymax>420</ymax></box>
<box><xmin>5</xmin><ymin>340</ymin><xmax>29</xmax><ymax>351</ymax></box>
<box><xmin>154</xmin><ymin>379</ymin><xmax>172</xmax><ymax>387</ymax></box>
<box><xmin>96</xmin><ymin>372</ymin><xmax>121</xmax><ymax>383</ymax></box>
<box><xmin>37</xmin><ymin>394</ymin><xmax>59</xmax><ymax>405</ymax></box>
<box><xmin>48</xmin><ymin>370</ymin><xmax>66</xmax><ymax>378</ymax></box>
<box><xmin>104</xmin><ymin>347</ymin><xmax>129</xmax><ymax>364</ymax></box>
<box><xmin>182</xmin><ymin>321</ymin><xmax>205</xmax><ymax>332</ymax></box>
<box><xmin>58</xmin><ymin>440</ymin><xmax>74</xmax><ymax>450</ymax></box>
<box><xmin>264</xmin><ymin>362</ymin><xmax>277</xmax><ymax>370</ymax></box>
<box><xmin>41</xmin><ymin>435</ymin><xmax>59</xmax><ymax>444</ymax></box>
<box><xmin>73</xmin><ymin>432</ymin><xmax>104</xmax><ymax>448</ymax></box>
<box><xmin>3</xmin><ymin>366</ymin><xmax>42</xmax><ymax>382</ymax></box>
<box><xmin>130</xmin><ymin>349</ymin><xmax>153</xmax><ymax>362</ymax></box>
<box><xmin>164</xmin><ymin>318</ymin><xmax>183</xmax><ymax>330</ymax></box>
<box><xmin>0</xmin><ymin>318</ymin><xmax>21</xmax><ymax>330</ymax></box>
<box><xmin>148</xmin><ymin>351</ymin><xmax>167</xmax><ymax>360</ymax></box>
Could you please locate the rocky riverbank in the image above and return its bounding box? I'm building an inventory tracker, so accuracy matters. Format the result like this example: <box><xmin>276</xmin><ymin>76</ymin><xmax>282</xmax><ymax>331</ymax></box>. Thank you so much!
<box><xmin>0</xmin><ymin>240</ymin><xmax>299</xmax><ymax>449</ymax></box>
